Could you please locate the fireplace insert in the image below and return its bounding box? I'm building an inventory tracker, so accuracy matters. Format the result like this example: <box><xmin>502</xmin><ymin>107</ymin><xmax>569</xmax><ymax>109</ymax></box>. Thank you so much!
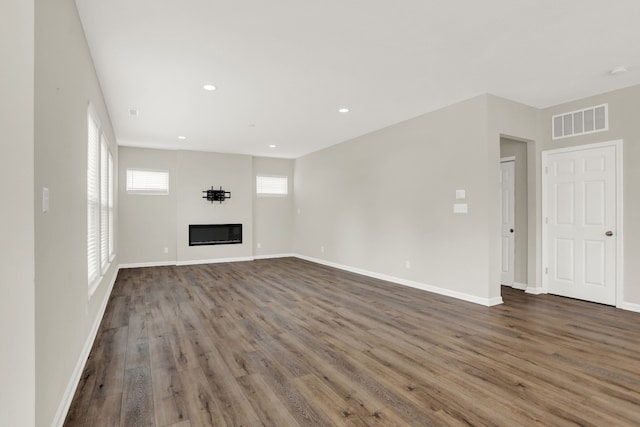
<box><xmin>189</xmin><ymin>224</ymin><xmax>242</xmax><ymax>246</ymax></box>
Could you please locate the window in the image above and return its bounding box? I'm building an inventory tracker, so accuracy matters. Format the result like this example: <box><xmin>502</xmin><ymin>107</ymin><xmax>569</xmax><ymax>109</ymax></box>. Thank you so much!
<box><xmin>87</xmin><ymin>107</ymin><xmax>100</xmax><ymax>286</ymax></box>
<box><xmin>126</xmin><ymin>169</ymin><xmax>169</xmax><ymax>195</ymax></box>
<box><xmin>87</xmin><ymin>104</ymin><xmax>115</xmax><ymax>293</ymax></box>
<box><xmin>256</xmin><ymin>175</ymin><xmax>288</xmax><ymax>196</ymax></box>
<box><xmin>100</xmin><ymin>136</ymin><xmax>111</xmax><ymax>271</ymax></box>
<box><xmin>108</xmin><ymin>152</ymin><xmax>114</xmax><ymax>260</ymax></box>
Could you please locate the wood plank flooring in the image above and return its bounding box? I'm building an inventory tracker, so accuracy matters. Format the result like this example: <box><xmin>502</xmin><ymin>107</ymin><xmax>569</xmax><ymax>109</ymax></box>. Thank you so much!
<box><xmin>64</xmin><ymin>257</ymin><xmax>640</xmax><ymax>426</ymax></box>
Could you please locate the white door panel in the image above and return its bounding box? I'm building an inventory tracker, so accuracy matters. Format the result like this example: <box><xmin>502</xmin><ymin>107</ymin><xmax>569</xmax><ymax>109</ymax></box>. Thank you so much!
<box><xmin>500</xmin><ymin>160</ymin><xmax>515</xmax><ymax>286</ymax></box>
<box><xmin>544</xmin><ymin>144</ymin><xmax>617</xmax><ymax>305</ymax></box>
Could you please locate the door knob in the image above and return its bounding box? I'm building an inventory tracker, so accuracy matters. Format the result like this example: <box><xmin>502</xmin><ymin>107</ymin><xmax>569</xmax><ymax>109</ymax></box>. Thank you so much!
<box><xmin>605</xmin><ymin>231</ymin><xmax>614</xmax><ymax>237</ymax></box>
<box><xmin>510</xmin><ymin>229</ymin><xmax>514</xmax><ymax>233</ymax></box>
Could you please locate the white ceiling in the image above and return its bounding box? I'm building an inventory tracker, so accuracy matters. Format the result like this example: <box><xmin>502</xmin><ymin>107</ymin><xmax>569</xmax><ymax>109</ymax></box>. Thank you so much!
<box><xmin>75</xmin><ymin>0</ymin><xmax>640</xmax><ymax>159</ymax></box>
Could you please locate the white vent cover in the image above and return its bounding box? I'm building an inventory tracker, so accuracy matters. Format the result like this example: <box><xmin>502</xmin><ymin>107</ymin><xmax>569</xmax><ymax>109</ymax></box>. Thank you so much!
<box><xmin>552</xmin><ymin>104</ymin><xmax>608</xmax><ymax>140</ymax></box>
<box><xmin>128</xmin><ymin>108</ymin><xmax>139</xmax><ymax>117</ymax></box>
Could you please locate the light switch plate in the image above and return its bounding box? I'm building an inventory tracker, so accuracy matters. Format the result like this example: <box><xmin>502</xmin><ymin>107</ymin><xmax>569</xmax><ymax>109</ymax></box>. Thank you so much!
<box><xmin>453</xmin><ymin>203</ymin><xmax>468</xmax><ymax>214</ymax></box>
<box><xmin>455</xmin><ymin>189</ymin><xmax>466</xmax><ymax>200</ymax></box>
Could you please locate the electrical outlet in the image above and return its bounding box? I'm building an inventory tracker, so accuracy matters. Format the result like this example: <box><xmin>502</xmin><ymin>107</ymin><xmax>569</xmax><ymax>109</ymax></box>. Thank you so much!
<box><xmin>257</xmin><ymin>242</ymin><xmax>261</xmax><ymax>249</ymax></box>
<box><xmin>164</xmin><ymin>247</ymin><xmax>169</xmax><ymax>254</ymax></box>
<box><xmin>405</xmin><ymin>260</ymin><xmax>411</xmax><ymax>269</ymax></box>
<box><xmin>320</xmin><ymin>246</ymin><xmax>325</xmax><ymax>253</ymax></box>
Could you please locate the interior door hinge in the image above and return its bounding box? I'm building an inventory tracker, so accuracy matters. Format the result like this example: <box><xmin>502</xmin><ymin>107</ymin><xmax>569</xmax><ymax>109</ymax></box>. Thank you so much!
<box><xmin>545</xmin><ymin>267</ymin><xmax>549</xmax><ymax>274</ymax></box>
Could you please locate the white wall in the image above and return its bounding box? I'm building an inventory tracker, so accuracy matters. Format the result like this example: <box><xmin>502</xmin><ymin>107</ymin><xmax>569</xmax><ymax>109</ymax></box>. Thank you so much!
<box><xmin>119</xmin><ymin>149</ymin><xmax>277</xmax><ymax>265</ymax></box>
<box><xmin>294</xmin><ymin>96</ymin><xmax>500</xmax><ymax>304</ymax></box>
<box><xmin>118</xmin><ymin>147</ymin><xmax>177</xmax><ymax>265</ymax></box>
<box><xmin>253</xmin><ymin>157</ymin><xmax>295</xmax><ymax>257</ymax></box>
<box><xmin>292</xmin><ymin>94</ymin><xmax>541</xmax><ymax>305</ymax></box>
<box><xmin>0</xmin><ymin>0</ymin><xmax>36</xmax><ymax>425</ymax></box>
<box><xmin>176</xmin><ymin>151</ymin><xmax>254</xmax><ymax>262</ymax></box>
<box><xmin>34</xmin><ymin>0</ymin><xmax>119</xmax><ymax>425</ymax></box>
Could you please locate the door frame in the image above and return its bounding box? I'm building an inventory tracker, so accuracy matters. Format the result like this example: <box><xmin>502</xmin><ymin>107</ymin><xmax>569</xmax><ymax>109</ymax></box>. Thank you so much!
<box><xmin>500</xmin><ymin>156</ymin><xmax>516</xmax><ymax>287</ymax></box>
<box><xmin>541</xmin><ymin>139</ymin><xmax>624</xmax><ymax>306</ymax></box>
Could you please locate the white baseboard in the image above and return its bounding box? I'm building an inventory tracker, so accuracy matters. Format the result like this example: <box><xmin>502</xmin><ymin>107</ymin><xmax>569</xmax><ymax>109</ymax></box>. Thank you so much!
<box><xmin>487</xmin><ymin>296</ymin><xmax>504</xmax><ymax>306</ymax></box>
<box><xmin>522</xmin><ymin>288</ymin><xmax>640</xmax><ymax>313</ymax></box>
<box><xmin>120</xmin><ymin>254</ymin><xmax>296</xmax><ymax>269</ymax></box>
<box><xmin>512</xmin><ymin>282</ymin><xmax>527</xmax><ymax>290</ymax></box>
<box><xmin>52</xmin><ymin>267</ymin><xmax>119</xmax><ymax>427</ymax></box>
<box><xmin>294</xmin><ymin>254</ymin><xmax>502</xmax><ymax>307</ymax></box>
<box><xmin>618</xmin><ymin>301</ymin><xmax>640</xmax><ymax>313</ymax></box>
<box><xmin>119</xmin><ymin>260</ymin><xmax>177</xmax><ymax>269</ymax></box>
<box><xmin>525</xmin><ymin>286</ymin><xmax>546</xmax><ymax>295</ymax></box>
<box><xmin>176</xmin><ymin>256</ymin><xmax>255</xmax><ymax>266</ymax></box>
<box><xmin>253</xmin><ymin>253</ymin><xmax>295</xmax><ymax>260</ymax></box>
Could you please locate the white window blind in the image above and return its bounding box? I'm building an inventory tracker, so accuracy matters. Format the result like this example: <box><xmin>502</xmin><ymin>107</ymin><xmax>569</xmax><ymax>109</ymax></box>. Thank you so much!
<box><xmin>256</xmin><ymin>175</ymin><xmax>288</xmax><ymax>196</ymax></box>
<box><xmin>87</xmin><ymin>107</ymin><xmax>100</xmax><ymax>286</ymax></box>
<box><xmin>108</xmin><ymin>152</ymin><xmax>114</xmax><ymax>260</ymax></box>
<box><xmin>88</xmin><ymin>104</ymin><xmax>116</xmax><ymax>294</ymax></box>
<box><xmin>100</xmin><ymin>137</ymin><xmax>109</xmax><ymax>271</ymax></box>
<box><xmin>126</xmin><ymin>169</ymin><xmax>169</xmax><ymax>194</ymax></box>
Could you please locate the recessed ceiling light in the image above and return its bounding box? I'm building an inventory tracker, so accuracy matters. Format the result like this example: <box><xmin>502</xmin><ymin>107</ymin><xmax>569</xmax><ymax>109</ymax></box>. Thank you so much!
<box><xmin>339</xmin><ymin>107</ymin><xmax>350</xmax><ymax>113</ymax></box>
<box><xmin>203</xmin><ymin>84</ymin><xmax>217</xmax><ymax>91</ymax></box>
<box><xmin>178</xmin><ymin>136</ymin><xmax>186</xmax><ymax>140</ymax></box>
<box><xmin>610</xmin><ymin>66</ymin><xmax>628</xmax><ymax>75</ymax></box>
<box><xmin>268</xmin><ymin>144</ymin><xmax>277</xmax><ymax>148</ymax></box>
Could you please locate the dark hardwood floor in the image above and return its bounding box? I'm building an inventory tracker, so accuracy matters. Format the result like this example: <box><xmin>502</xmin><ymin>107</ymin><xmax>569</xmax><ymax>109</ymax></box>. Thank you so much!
<box><xmin>64</xmin><ymin>257</ymin><xmax>640</xmax><ymax>426</ymax></box>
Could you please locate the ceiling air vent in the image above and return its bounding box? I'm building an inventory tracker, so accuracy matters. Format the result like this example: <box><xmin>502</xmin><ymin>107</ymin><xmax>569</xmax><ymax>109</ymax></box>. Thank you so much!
<box><xmin>128</xmin><ymin>108</ymin><xmax>139</xmax><ymax>117</ymax></box>
<box><xmin>552</xmin><ymin>104</ymin><xmax>608</xmax><ymax>140</ymax></box>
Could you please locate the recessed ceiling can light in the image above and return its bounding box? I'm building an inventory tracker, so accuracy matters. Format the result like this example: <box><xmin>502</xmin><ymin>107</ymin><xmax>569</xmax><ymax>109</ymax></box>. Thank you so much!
<box><xmin>339</xmin><ymin>107</ymin><xmax>350</xmax><ymax>113</ymax></box>
<box><xmin>178</xmin><ymin>136</ymin><xmax>186</xmax><ymax>140</ymax></box>
<box><xmin>203</xmin><ymin>84</ymin><xmax>217</xmax><ymax>91</ymax></box>
<box><xmin>610</xmin><ymin>66</ymin><xmax>628</xmax><ymax>75</ymax></box>
<box><xmin>268</xmin><ymin>144</ymin><xmax>277</xmax><ymax>148</ymax></box>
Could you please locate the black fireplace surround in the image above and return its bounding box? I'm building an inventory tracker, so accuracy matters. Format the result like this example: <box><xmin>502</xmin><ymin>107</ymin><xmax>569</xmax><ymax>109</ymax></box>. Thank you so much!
<box><xmin>189</xmin><ymin>224</ymin><xmax>242</xmax><ymax>246</ymax></box>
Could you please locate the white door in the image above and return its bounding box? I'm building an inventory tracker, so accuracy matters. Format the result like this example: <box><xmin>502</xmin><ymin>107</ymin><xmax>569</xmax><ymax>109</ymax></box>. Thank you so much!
<box><xmin>500</xmin><ymin>160</ymin><xmax>515</xmax><ymax>286</ymax></box>
<box><xmin>543</xmin><ymin>143</ymin><xmax>619</xmax><ymax>305</ymax></box>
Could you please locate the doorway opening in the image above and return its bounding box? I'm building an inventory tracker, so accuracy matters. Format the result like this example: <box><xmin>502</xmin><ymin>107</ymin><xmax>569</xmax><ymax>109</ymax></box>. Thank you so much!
<box><xmin>500</xmin><ymin>137</ymin><xmax>529</xmax><ymax>291</ymax></box>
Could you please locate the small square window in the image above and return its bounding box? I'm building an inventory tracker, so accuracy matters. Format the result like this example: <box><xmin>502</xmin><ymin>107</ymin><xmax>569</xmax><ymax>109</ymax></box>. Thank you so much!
<box><xmin>256</xmin><ymin>175</ymin><xmax>288</xmax><ymax>196</ymax></box>
<box><xmin>126</xmin><ymin>169</ymin><xmax>169</xmax><ymax>195</ymax></box>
